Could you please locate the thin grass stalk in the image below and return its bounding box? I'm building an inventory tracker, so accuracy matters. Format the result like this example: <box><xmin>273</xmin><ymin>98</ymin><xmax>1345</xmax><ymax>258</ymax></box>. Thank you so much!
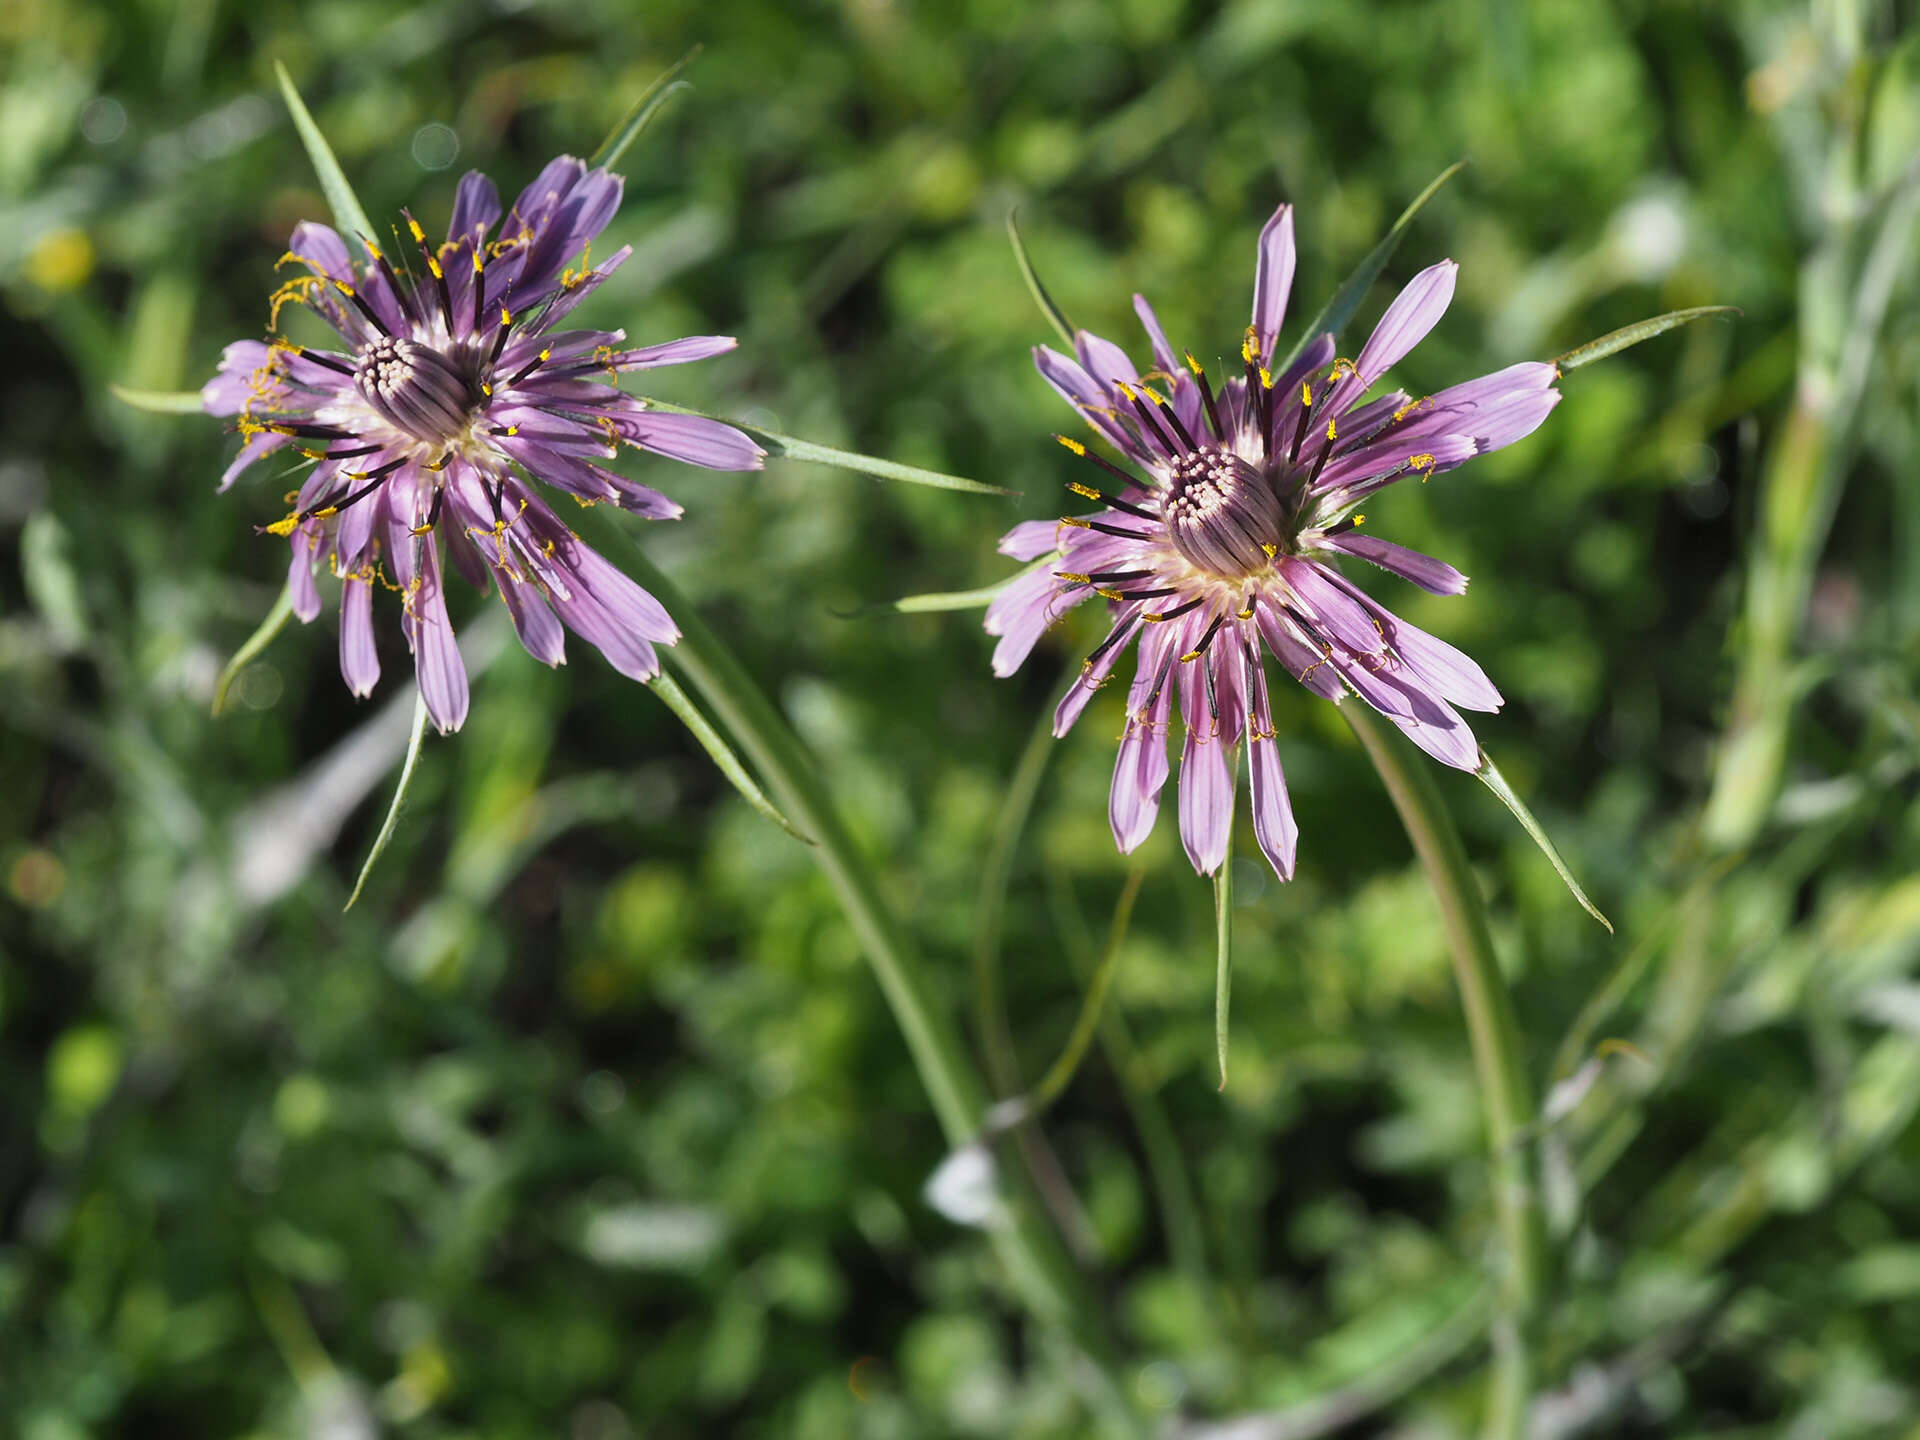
<box><xmin>607</xmin><ymin>535</ymin><xmax>1144</xmax><ymax>1435</ymax></box>
<box><xmin>1342</xmin><ymin>704</ymin><xmax>1541</xmax><ymax>1440</ymax></box>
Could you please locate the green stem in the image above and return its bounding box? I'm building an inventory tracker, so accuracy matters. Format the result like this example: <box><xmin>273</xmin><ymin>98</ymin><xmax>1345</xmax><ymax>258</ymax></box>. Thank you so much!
<box><xmin>1342</xmin><ymin>705</ymin><xmax>1540</xmax><ymax>1440</ymax></box>
<box><xmin>608</xmin><ymin>533</ymin><xmax>1143</xmax><ymax>1435</ymax></box>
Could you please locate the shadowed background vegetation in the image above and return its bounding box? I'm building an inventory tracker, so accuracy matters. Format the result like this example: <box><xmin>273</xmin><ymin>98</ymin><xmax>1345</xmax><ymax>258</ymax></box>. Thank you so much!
<box><xmin>5</xmin><ymin>0</ymin><xmax>1920</xmax><ymax>1435</ymax></box>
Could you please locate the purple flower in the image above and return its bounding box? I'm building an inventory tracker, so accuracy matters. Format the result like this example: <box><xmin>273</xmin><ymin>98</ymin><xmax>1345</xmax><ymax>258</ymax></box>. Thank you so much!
<box><xmin>203</xmin><ymin>156</ymin><xmax>764</xmax><ymax>733</ymax></box>
<box><xmin>986</xmin><ymin>205</ymin><xmax>1559</xmax><ymax>882</ymax></box>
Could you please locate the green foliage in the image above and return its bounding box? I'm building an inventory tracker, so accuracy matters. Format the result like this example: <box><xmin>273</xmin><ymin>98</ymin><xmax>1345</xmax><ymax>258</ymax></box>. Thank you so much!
<box><xmin>7</xmin><ymin>1</ymin><xmax>1920</xmax><ymax>1437</ymax></box>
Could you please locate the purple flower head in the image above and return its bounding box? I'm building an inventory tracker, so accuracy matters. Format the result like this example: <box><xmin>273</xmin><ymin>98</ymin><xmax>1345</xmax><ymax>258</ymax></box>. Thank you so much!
<box><xmin>986</xmin><ymin>205</ymin><xmax>1559</xmax><ymax>882</ymax></box>
<box><xmin>204</xmin><ymin>156</ymin><xmax>765</xmax><ymax>733</ymax></box>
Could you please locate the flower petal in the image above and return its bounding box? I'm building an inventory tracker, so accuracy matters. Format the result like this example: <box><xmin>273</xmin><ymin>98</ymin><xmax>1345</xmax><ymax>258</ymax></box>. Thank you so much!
<box><xmin>1055</xmin><ymin>608</ymin><xmax>1140</xmax><ymax>737</ymax></box>
<box><xmin>1034</xmin><ymin>345</ymin><xmax>1137</xmax><ymax>458</ymax></box>
<box><xmin>288</xmin><ymin>528</ymin><xmax>322</xmax><ymax>623</ymax></box>
<box><xmin>339</xmin><ymin>574</ymin><xmax>380</xmax><ymax>698</ymax></box>
<box><xmin>613</xmin><ymin>410</ymin><xmax>765</xmax><ymax>472</ymax></box>
<box><xmin>1319</xmin><ymin>532</ymin><xmax>1469</xmax><ymax>596</ymax></box>
<box><xmin>449</xmin><ymin>171</ymin><xmax>502</xmax><ymax>243</ymax></box>
<box><xmin>1356</xmin><ymin>260</ymin><xmax>1457</xmax><ymax>384</ymax></box>
<box><xmin>1109</xmin><ymin>622</ymin><xmax>1179</xmax><ymax>854</ymax></box>
<box><xmin>1177</xmin><ymin>648</ymin><xmax>1236</xmax><ymax>876</ymax></box>
<box><xmin>998</xmin><ymin>518</ymin><xmax>1063</xmax><ymax>561</ymax></box>
<box><xmin>401</xmin><ymin>537</ymin><xmax>469</xmax><ymax>735</ymax></box>
<box><xmin>1243</xmin><ymin>643</ymin><xmax>1298</xmax><ymax>881</ymax></box>
<box><xmin>1279</xmin><ymin>557</ymin><xmax>1388</xmax><ymax>657</ymax></box>
<box><xmin>1250</xmin><ymin>205</ymin><xmax>1296</xmax><ymax>364</ymax></box>
<box><xmin>614</xmin><ymin>335</ymin><xmax>739</xmax><ymax>370</ymax></box>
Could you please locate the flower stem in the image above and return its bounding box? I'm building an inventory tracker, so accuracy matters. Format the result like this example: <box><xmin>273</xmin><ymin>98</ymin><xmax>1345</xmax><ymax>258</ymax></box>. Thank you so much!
<box><xmin>612</xmin><ymin>536</ymin><xmax>1145</xmax><ymax>1435</ymax></box>
<box><xmin>1342</xmin><ymin>705</ymin><xmax>1541</xmax><ymax>1439</ymax></box>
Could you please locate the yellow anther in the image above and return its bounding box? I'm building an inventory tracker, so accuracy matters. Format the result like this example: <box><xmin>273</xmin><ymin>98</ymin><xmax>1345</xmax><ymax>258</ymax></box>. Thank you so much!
<box><xmin>1056</xmin><ymin>572</ymin><xmax>1091</xmax><ymax>584</ymax></box>
<box><xmin>472</xmin><ymin>250</ymin><xmax>484</xmax><ymax>274</ymax></box>
<box><xmin>481</xmin><ymin>382</ymin><xmax>493</xmax><ymax>396</ymax></box>
<box><xmin>1060</xmin><ymin>515</ymin><xmax>1091</xmax><ymax>529</ymax></box>
<box><xmin>1184</xmin><ymin>350</ymin><xmax>1204</xmax><ymax>376</ymax></box>
<box><xmin>1116</xmin><ymin>380</ymin><xmax>1137</xmax><ymax>403</ymax></box>
<box><xmin>1325</xmin><ymin>418</ymin><xmax>1337</xmax><ymax>442</ymax></box>
<box><xmin>1327</xmin><ymin>357</ymin><xmax>1359</xmax><ymax>381</ymax></box>
<box><xmin>333</xmin><ymin>280</ymin><xmax>355</xmax><ymax>297</ymax></box>
<box><xmin>1056</xmin><ymin>435</ymin><xmax>1088</xmax><ymax>457</ymax></box>
<box><xmin>264</xmin><ymin>512</ymin><xmax>302</xmax><ymax>537</ymax></box>
<box><xmin>1259</xmin><ymin>366</ymin><xmax>1274</xmax><ymax>391</ymax></box>
<box><xmin>1354</xmin><ymin>513</ymin><xmax>1366</xmax><ymax>526</ymax></box>
<box><xmin>505</xmin><ymin>424</ymin><xmax>518</xmax><ymax>436</ymax></box>
<box><xmin>426</xmin><ymin>253</ymin><xmax>444</xmax><ymax>280</ymax></box>
<box><xmin>500</xmin><ymin>305</ymin><xmax>513</xmax><ymax>328</ymax></box>
<box><xmin>1237</xmin><ymin>603</ymin><xmax>1255</xmax><ymax>619</ymax></box>
<box><xmin>407</xmin><ymin>217</ymin><xmax>427</xmax><ymax>243</ymax></box>
<box><xmin>1097</xmin><ymin>588</ymin><xmax>1126</xmax><ymax>601</ymax></box>
<box><xmin>1066</xmin><ymin>482</ymin><xmax>1103</xmax><ymax>502</ymax></box>
<box><xmin>298</xmin><ymin>447</ymin><xmax>327</xmax><ymax>461</ymax></box>
<box><xmin>1143</xmin><ymin>611</ymin><xmax>1169</xmax><ymax>622</ymax></box>
<box><xmin>1260</xmin><ymin>543</ymin><xmax>1277</xmax><ymax>559</ymax></box>
<box><xmin>1241</xmin><ymin>327</ymin><xmax>1259</xmax><ymax>364</ymax></box>
<box><xmin>425</xmin><ymin>454</ymin><xmax>450</xmax><ymax>471</ymax></box>
<box><xmin>409</xmin><ymin>521</ymin><xmax>435</xmax><ymax>536</ymax></box>
<box><xmin>1300</xmin><ymin>381</ymin><xmax>1313</xmax><ymax>407</ymax></box>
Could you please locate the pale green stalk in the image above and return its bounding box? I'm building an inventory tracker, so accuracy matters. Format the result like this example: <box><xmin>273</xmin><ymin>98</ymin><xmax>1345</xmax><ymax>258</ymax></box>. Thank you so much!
<box><xmin>604</xmin><ymin>531</ymin><xmax>1144</xmax><ymax>1435</ymax></box>
<box><xmin>1342</xmin><ymin>705</ymin><xmax>1540</xmax><ymax>1440</ymax></box>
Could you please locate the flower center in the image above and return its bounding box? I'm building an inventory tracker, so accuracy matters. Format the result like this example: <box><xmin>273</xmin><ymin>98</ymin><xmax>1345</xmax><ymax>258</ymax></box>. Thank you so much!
<box><xmin>1163</xmin><ymin>446</ymin><xmax>1285</xmax><ymax>577</ymax></box>
<box><xmin>355</xmin><ymin>336</ymin><xmax>481</xmax><ymax>447</ymax></box>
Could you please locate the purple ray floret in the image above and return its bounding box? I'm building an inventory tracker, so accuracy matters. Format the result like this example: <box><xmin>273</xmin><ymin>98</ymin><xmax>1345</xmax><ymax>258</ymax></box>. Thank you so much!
<box><xmin>203</xmin><ymin>155</ymin><xmax>764</xmax><ymax>734</ymax></box>
<box><xmin>985</xmin><ymin>205</ymin><xmax>1560</xmax><ymax>882</ymax></box>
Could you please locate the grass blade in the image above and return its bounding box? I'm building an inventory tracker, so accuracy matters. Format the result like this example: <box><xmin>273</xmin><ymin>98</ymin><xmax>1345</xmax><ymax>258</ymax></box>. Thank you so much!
<box><xmin>1007</xmin><ymin>207</ymin><xmax>1077</xmax><ymax>348</ymax></box>
<box><xmin>1214</xmin><ymin>826</ymin><xmax>1234</xmax><ymax>1091</ymax></box>
<box><xmin>588</xmin><ymin>46</ymin><xmax>702</xmax><ymax>172</ymax></box>
<box><xmin>344</xmin><ymin>693</ymin><xmax>429</xmax><ymax>912</ymax></box>
<box><xmin>1276</xmin><ymin>160</ymin><xmax>1467</xmax><ymax>375</ymax></box>
<box><xmin>1553</xmin><ymin>305</ymin><xmax>1741</xmax><ymax>373</ymax></box>
<box><xmin>835</xmin><ymin>560</ymin><xmax>1044</xmax><ymax>619</ymax></box>
<box><xmin>645</xmin><ymin>399</ymin><xmax>1017</xmax><ymax>496</ymax></box>
<box><xmin>272</xmin><ymin>61</ymin><xmax>377</xmax><ymax>244</ymax></box>
<box><xmin>110</xmin><ymin>384</ymin><xmax>204</xmax><ymax>415</ymax></box>
<box><xmin>212</xmin><ymin>582</ymin><xmax>296</xmax><ymax>716</ymax></box>
<box><xmin>652</xmin><ymin>669</ymin><xmax>812</xmax><ymax>844</ymax></box>
<box><xmin>1476</xmin><ymin>747</ymin><xmax>1613</xmax><ymax>932</ymax></box>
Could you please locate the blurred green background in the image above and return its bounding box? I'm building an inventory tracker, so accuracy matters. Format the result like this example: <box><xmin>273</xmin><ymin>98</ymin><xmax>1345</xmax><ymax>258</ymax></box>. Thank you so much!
<box><xmin>6</xmin><ymin>0</ymin><xmax>1920</xmax><ymax>1435</ymax></box>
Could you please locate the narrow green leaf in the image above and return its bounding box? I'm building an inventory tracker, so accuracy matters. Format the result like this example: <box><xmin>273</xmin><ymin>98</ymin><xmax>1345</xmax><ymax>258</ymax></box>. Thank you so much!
<box><xmin>273</xmin><ymin>62</ymin><xmax>377</xmax><ymax>245</ymax></box>
<box><xmin>835</xmin><ymin>559</ymin><xmax>1046</xmax><ymax>619</ymax></box>
<box><xmin>645</xmin><ymin>399</ymin><xmax>1017</xmax><ymax>496</ymax></box>
<box><xmin>212</xmin><ymin>583</ymin><xmax>296</xmax><ymax>716</ymax></box>
<box><xmin>651</xmin><ymin>669</ymin><xmax>812</xmax><ymax>844</ymax></box>
<box><xmin>588</xmin><ymin>46</ymin><xmax>702</xmax><ymax>172</ymax></box>
<box><xmin>344</xmin><ymin>693</ymin><xmax>429</xmax><ymax>912</ymax></box>
<box><xmin>1276</xmin><ymin>160</ymin><xmax>1468</xmax><ymax>376</ymax></box>
<box><xmin>1007</xmin><ymin>208</ymin><xmax>1077</xmax><ymax>348</ymax></box>
<box><xmin>1214</xmin><ymin>827</ymin><xmax>1234</xmax><ymax>1091</ymax></box>
<box><xmin>1475</xmin><ymin>748</ymin><xmax>1613</xmax><ymax>932</ymax></box>
<box><xmin>110</xmin><ymin>384</ymin><xmax>205</xmax><ymax>415</ymax></box>
<box><xmin>1552</xmin><ymin>305</ymin><xmax>1741</xmax><ymax>372</ymax></box>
